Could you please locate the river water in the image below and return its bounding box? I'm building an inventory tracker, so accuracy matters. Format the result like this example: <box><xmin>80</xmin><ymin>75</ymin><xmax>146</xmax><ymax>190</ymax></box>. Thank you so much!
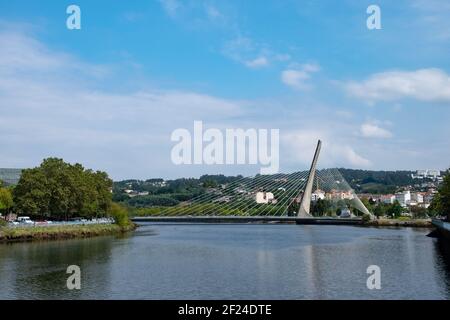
<box><xmin>0</xmin><ymin>223</ymin><xmax>449</xmax><ymax>299</ymax></box>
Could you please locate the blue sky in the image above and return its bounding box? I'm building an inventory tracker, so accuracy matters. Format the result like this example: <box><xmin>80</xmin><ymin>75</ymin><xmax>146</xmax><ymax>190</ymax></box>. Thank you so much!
<box><xmin>0</xmin><ymin>0</ymin><xmax>449</xmax><ymax>179</ymax></box>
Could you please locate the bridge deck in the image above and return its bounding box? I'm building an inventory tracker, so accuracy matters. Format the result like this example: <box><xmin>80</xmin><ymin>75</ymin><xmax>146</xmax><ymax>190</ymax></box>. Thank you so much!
<box><xmin>131</xmin><ymin>216</ymin><xmax>363</xmax><ymax>225</ymax></box>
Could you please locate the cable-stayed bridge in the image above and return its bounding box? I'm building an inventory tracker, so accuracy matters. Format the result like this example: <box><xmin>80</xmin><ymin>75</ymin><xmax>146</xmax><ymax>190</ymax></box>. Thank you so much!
<box><xmin>132</xmin><ymin>140</ymin><xmax>372</xmax><ymax>225</ymax></box>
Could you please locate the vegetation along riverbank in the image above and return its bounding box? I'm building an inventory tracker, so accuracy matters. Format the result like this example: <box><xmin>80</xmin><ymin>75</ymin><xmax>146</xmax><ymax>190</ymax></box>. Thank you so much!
<box><xmin>364</xmin><ymin>218</ymin><xmax>432</xmax><ymax>228</ymax></box>
<box><xmin>0</xmin><ymin>223</ymin><xmax>136</xmax><ymax>243</ymax></box>
<box><xmin>0</xmin><ymin>158</ymin><xmax>136</xmax><ymax>243</ymax></box>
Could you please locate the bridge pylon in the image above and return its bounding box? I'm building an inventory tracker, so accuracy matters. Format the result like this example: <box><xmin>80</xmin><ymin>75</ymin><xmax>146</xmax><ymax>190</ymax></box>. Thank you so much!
<box><xmin>297</xmin><ymin>140</ymin><xmax>322</xmax><ymax>218</ymax></box>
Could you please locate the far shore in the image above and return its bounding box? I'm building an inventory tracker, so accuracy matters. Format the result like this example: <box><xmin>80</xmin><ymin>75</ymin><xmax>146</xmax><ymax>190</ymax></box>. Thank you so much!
<box><xmin>0</xmin><ymin>217</ymin><xmax>435</xmax><ymax>244</ymax></box>
<box><xmin>365</xmin><ymin>218</ymin><xmax>432</xmax><ymax>228</ymax></box>
<box><xmin>132</xmin><ymin>215</ymin><xmax>434</xmax><ymax>228</ymax></box>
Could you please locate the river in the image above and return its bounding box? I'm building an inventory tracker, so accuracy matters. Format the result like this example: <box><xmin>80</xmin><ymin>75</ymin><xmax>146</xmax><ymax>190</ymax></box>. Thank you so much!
<box><xmin>0</xmin><ymin>223</ymin><xmax>449</xmax><ymax>299</ymax></box>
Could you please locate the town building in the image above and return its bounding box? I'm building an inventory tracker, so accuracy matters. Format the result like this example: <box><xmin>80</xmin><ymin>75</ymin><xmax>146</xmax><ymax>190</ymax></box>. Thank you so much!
<box><xmin>412</xmin><ymin>169</ymin><xmax>441</xmax><ymax>180</ymax></box>
<box><xmin>326</xmin><ymin>190</ymin><xmax>354</xmax><ymax>201</ymax></box>
<box><xmin>255</xmin><ymin>191</ymin><xmax>276</xmax><ymax>204</ymax></box>
<box><xmin>410</xmin><ymin>192</ymin><xmax>424</xmax><ymax>204</ymax></box>
<box><xmin>311</xmin><ymin>189</ymin><xmax>326</xmax><ymax>201</ymax></box>
<box><xmin>395</xmin><ymin>190</ymin><xmax>411</xmax><ymax>207</ymax></box>
<box><xmin>381</xmin><ymin>194</ymin><xmax>396</xmax><ymax>204</ymax></box>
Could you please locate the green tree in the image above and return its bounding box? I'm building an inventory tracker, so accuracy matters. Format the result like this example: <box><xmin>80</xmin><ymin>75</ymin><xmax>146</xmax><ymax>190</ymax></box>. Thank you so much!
<box><xmin>373</xmin><ymin>203</ymin><xmax>386</xmax><ymax>218</ymax></box>
<box><xmin>311</xmin><ymin>198</ymin><xmax>332</xmax><ymax>216</ymax></box>
<box><xmin>13</xmin><ymin>158</ymin><xmax>112</xmax><ymax>220</ymax></box>
<box><xmin>361</xmin><ymin>198</ymin><xmax>373</xmax><ymax>214</ymax></box>
<box><xmin>410</xmin><ymin>205</ymin><xmax>428</xmax><ymax>219</ymax></box>
<box><xmin>109</xmin><ymin>202</ymin><xmax>131</xmax><ymax>227</ymax></box>
<box><xmin>202</xmin><ymin>179</ymin><xmax>218</xmax><ymax>188</ymax></box>
<box><xmin>387</xmin><ymin>200</ymin><xmax>403</xmax><ymax>218</ymax></box>
<box><xmin>430</xmin><ymin>169</ymin><xmax>450</xmax><ymax>220</ymax></box>
<box><xmin>0</xmin><ymin>187</ymin><xmax>14</xmax><ymax>215</ymax></box>
<box><xmin>13</xmin><ymin>168</ymin><xmax>49</xmax><ymax>216</ymax></box>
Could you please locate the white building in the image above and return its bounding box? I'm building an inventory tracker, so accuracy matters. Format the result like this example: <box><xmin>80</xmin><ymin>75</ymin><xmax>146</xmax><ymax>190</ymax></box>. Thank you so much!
<box><xmin>381</xmin><ymin>195</ymin><xmax>396</xmax><ymax>204</ymax></box>
<box><xmin>424</xmin><ymin>191</ymin><xmax>437</xmax><ymax>204</ymax></box>
<box><xmin>255</xmin><ymin>192</ymin><xmax>276</xmax><ymax>204</ymax></box>
<box><xmin>311</xmin><ymin>189</ymin><xmax>326</xmax><ymax>201</ymax></box>
<box><xmin>395</xmin><ymin>190</ymin><xmax>411</xmax><ymax>207</ymax></box>
<box><xmin>412</xmin><ymin>169</ymin><xmax>441</xmax><ymax>180</ymax></box>
<box><xmin>326</xmin><ymin>190</ymin><xmax>354</xmax><ymax>200</ymax></box>
<box><xmin>410</xmin><ymin>192</ymin><xmax>424</xmax><ymax>204</ymax></box>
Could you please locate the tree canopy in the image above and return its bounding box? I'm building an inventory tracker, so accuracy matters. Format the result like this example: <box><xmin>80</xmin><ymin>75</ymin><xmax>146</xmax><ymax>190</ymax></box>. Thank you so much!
<box><xmin>0</xmin><ymin>186</ymin><xmax>13</xmax><ymax>215</ymax></box>
<box><xmin>13</xmin><ymin>158</ymin><xmax>112</xmax><ymax>220</ymax></box>
<box><xmin>430</xmin><ymin>169</ymin><xmax>450</xmax><ymax>220</ymax></box>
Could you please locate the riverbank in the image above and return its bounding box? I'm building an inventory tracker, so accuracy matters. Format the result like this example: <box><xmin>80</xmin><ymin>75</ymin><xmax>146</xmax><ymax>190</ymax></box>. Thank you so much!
<box><xmin>132</xmin><ymin>216</ymin><xmax>434</xmax><ymax>228</ymax></box>
<box><xmin>0</xmin><ymin>223</ymin><xmax>137</xmax><ymax>243</ymax></box>
<box><xmin>365</xmin><ymin>218</ymin><xmax>432</xmax><ymax>228</ymax></box>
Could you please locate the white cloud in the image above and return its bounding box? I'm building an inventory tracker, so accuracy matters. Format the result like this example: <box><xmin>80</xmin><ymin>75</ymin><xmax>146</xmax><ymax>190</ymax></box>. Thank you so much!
<box><xmin>282</xmin><ymin>130</ymin><xmax>372</xmax><ymax>168</ymax></box>
<box><xmin>0</xmin><ymin>28</ymin><xmax>248</xmax><ymax>178</ymax></box>
<box><xmin>205</xmin><ymin>4</ymin><xmax>223</xmax><ymax>20</ymax></box>
<box><xmin>4</xmin><ymin>25</ymin><xmax>447</xmax><ymax>177</ymax></box>
<box><xmin>411</xmin><ymin>0</ymin><xmax>450</xmax><ymax>40</ymax></box>
<box><xmin>222</xmin><ymin>36</ymin><xmax>290</xmax><ymax>70</ymax></box>
<box><xmin>274</xmin><ymin>54</ymin><xmax>291</xmax><ymax>62</ymax></box>
<box><xmin>244</xmin><ymin>56</ymin><xmax>268</xmax><ymax>69</ymax></box>
<box><xmin>335</xmin><ymin>110</ymin><xmax>353</xmax><ymax>119</ymax></box>
<box><xmin>222</xmin><ymin>36</ymin><xmax>266</xmax><ymax>68</ymax></box>
<box><xmin>281</xmin><ymin>63</ymin><xmax>320</xmax><ymax>90</ymax></box>
<box><xmin>0</xmin><ymin>26</ymin><xmax>374</xmax><ymax>178</ymax></box>
<box><xmin>0</xmin><ymin>29</ymin><xmax>108</xmax><ymax>79</ymax></box>
<box><xmin>360</xmin><ymin>122</ymin><xmax>393</xmax><ymax>139</ymax></box>
<box><xmin>342</xmin><ymin>146</ymin><xmax>371</xmax><ymax>167</ymax></box>
<box><xmin>281</xmin><ymin>70</ymin><xmax>310</xmax><ymax>89</ymax></box>
<box><xmin>346</xmin><ymin>68</ymin><xmax>450</xmax><ymax>103</ymax></box>
<box><xmin>159</xmin><ymin>0</ymin><xmax>181</xmax><ymax>18</ymax></box>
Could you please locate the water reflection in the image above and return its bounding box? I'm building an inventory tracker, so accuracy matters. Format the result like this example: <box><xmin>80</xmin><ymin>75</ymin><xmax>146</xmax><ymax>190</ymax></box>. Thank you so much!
<box><xmin>0</xmin><ymin>225</ymin><xmax>449</xmax><ymax>299</ymax></box>
<box><xmin>433</xmin><ymin>239</ymin><xmax>450</xmax><ymax>299</ymax></box>
<box><xmin>0</xmin><ymin>236</ymin><xmax>116</xmax><ymax>299</ymax></box>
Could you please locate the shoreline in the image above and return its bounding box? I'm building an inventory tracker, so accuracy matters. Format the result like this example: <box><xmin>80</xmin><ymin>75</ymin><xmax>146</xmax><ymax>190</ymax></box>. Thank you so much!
<box><xmin>0</xmin><ymin>223</ymin><xmax>137</xmax><ymax>243</ymax></box>
<box><xmin>135</xmin><ymin>216</ymin><xmax>433</xmax><ymax>228</ymax></box>
<box><xmin>365</xmin><ymin>218</ymin><xmax>432</xmax><ymax>228</ymax></box>
<box><xmin>0</xmin><ymin>218</ymin><xmax>434</xmax><ymax>244</ymax></box>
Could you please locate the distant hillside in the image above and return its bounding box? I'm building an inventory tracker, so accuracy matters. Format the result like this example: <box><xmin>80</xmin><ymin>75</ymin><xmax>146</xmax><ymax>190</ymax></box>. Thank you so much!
<box><xmin>338</xmin><ymin>168</ymin><xmax>427</xmax><ymax>194</ymax></box>
<box><xmin>0</xmin><ymin>168</ymin><xmax>23</xmax><ymax>185</ymax></box>
<box><xmin>112</xmin><ymin>169</ymin><xmax>434</xmax><ymax>208</ymax></box>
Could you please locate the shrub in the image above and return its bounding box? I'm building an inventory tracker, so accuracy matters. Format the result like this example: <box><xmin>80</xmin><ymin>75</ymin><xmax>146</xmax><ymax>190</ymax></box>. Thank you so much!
<box><xmin>109</xmin><ymin>203</ymin><xmax>131</xmax><ymax>227</ymax></box>
<box><xmin>362</xmin><ymin>213</ymin><xmax>372</xmax><ymax>223</ymax></box>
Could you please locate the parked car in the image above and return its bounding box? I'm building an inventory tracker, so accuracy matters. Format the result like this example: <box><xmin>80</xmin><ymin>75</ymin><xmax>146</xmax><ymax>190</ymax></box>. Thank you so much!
<box><xmin>17</xmin><ymin>216</ymin><xmax>34</xmax><ymax>224</ymax></box>
<box><xmin>339</xmin><ymin>208</ymin><xmax>352</xmax><ymax>218</ymax></box>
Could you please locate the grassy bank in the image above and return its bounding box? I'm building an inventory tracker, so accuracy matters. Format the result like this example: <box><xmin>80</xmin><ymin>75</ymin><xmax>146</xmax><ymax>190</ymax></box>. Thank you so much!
<box><xmin>365</xmin><ymin>218</ymin><xmax>432</xmax><ymax>228</ymax></box>
<box><xmin>0</xmin><ymin>223</ymin><xmax>136</xmax><ymax>243</ymax></box>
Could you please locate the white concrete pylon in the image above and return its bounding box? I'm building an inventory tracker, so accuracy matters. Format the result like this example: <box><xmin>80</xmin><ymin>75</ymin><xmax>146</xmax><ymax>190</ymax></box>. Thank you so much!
<box><xmin>298</xmin><ymin>140</ymin><xmax>322</xmax><ymax>217</ymax></box>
